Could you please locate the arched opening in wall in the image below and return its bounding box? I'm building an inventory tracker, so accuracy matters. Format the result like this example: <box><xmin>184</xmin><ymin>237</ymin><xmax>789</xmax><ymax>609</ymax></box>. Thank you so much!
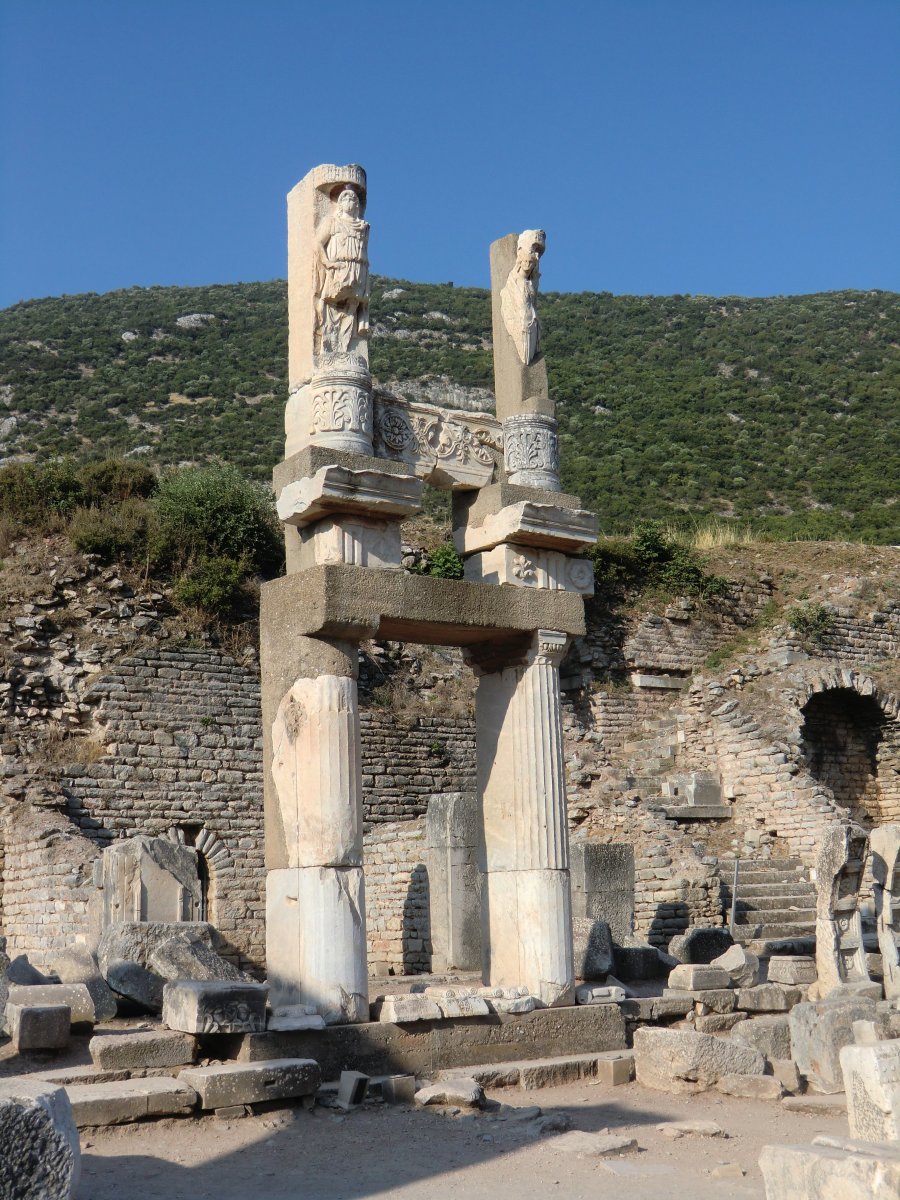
<box><xmin>179</xmin><ymin>823</ymin><xmax>211</xmax><ymax>922</ymax></box>
<box><xmin>800</xmin><ymin>688</ymin><xmax>886</xmax><ymax>827</ymax></box>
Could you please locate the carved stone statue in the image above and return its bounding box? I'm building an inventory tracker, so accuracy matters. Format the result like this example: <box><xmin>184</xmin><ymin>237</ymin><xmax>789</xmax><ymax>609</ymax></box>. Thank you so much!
<box><xmin>500</xmin><ymin>229</ymin><xmax>546</xmax><ymax>365</ymax></box>
<box><xmin>314</xmin><ymin>187</ymin><xmax>370</xmax><ymax>356</ymax></box>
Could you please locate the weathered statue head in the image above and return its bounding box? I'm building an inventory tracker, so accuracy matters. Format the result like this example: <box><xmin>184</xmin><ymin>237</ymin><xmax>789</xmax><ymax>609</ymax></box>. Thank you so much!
<box><xmin>515</xmin><ymin>229</ymin><xmax>546</xmax><ymax>277</ymax></box>
<box><xmin>337</xmin><ymin>187</ymin><xmax>362</xmax><ymax>218</ymax></box>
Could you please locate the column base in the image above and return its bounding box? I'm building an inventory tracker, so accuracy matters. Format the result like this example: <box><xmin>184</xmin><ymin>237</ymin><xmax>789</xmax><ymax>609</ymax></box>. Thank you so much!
<box><xmin>482</xmin><ymin>868</ymin><xmax>574</xmax><ymax>1007</ymax></box>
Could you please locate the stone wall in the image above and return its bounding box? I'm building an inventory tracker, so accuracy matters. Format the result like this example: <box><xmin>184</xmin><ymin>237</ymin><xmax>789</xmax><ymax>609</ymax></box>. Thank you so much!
<box><xmin>360</xmin><ymin>712</ymin><xmax>476</xmax><ymax>826</ymax></box>
<box><xmin>364</xmin><ymin>818</ymin><xmax>431</xmax><ymax>975</ymax></box>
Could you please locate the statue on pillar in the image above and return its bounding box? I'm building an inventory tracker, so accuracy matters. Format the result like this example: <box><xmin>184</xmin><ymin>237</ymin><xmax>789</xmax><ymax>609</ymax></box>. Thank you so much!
<box><xmin>500</xmin><ymin>229</ymin><xmax>545</xmax><ymax>365</ymax></box>
<box><xmin>314</xmin><ymin>186</ymin><xmax>370</xmax><ymax>357</ymax></box>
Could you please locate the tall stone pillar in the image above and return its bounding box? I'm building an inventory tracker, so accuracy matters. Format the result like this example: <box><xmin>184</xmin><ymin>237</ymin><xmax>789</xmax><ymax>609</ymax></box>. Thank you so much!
<box><xmin>467</xmin><ymin>630</ymin><xmax>574</xmax><ymax>1006</ymax></box>
<box><xmin>261</xmin><ymin>631</ymin><xmax>368</xmax><ymax>1024</ymax></box>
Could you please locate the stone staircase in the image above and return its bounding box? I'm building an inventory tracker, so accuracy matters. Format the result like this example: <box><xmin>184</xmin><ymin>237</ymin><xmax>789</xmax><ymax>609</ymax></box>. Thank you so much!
<box><xmin>717</xmin><ymin>858</ymin><xmax>817</xmax><ymax>943</ymax></box>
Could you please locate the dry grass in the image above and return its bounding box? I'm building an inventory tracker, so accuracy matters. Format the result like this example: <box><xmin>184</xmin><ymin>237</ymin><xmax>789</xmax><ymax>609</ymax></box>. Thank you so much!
<box><xmin>661</xmin><ymin>517</ymin><xmax>760</xmax><ymax>551</ymax></box>
<box><xmin>38</xmin><ymin>725</ymin><xmax>108</xmax><ymax>766</ymax></box>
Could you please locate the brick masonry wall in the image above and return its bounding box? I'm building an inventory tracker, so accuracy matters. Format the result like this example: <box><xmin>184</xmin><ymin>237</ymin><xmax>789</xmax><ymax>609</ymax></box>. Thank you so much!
<box><xmin>364</xmin><ymin>818</ymin><xmax>431</xmax><ymax>974</ymax></box>
<box><xmin>360</xmin><ymin>713</ymin><xmax>476</xmax><ymax>827</ymax></box>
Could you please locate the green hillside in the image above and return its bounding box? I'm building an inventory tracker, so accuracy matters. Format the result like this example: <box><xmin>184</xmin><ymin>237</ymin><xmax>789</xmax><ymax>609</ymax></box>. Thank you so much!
<box><xmin>1</xmin><ymin>280</ymin><xmax>897</xmax><ymax>541</ymax></box>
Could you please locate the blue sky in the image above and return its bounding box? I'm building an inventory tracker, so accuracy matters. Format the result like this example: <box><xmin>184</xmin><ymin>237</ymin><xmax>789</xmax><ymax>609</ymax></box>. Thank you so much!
<box><xmin>1</xmin><ymin>1</ymin><xmax>897</xmax><ymax>307</ymax></box>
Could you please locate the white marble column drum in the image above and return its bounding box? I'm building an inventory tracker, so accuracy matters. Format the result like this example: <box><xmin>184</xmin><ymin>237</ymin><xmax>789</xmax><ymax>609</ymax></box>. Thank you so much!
<box><xmin>266</xmin><ymin>672</ymin><xmax>368</xmax><ymax>1023</ymax></box>
<box><xmin>469</xmin><ymin>630</ymin><xmax>574</xmax><ymax>1006</ymax></box>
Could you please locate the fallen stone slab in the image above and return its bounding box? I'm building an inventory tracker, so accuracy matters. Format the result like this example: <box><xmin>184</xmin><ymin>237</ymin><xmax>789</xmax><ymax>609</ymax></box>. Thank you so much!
<box><xmin>782</xmin><ymin>1092</ymin><xmax>847</xmax><ymax>1115</ymax></box>
<box><xmin>547</xmin><ymin>1130</ymin><xmax>638</xmax><ymax>1157</ymax></box>
<box><xmin>0</xmin><ymin>1079</ymin><xmax>81</xmax><ymax>1199</ymax></box>
<box><xmin>668</xmin><ymin>927</ymin><xmax>733</xmax><ymax>965</ymax></box>
<box><xmin>633</xmin><ymin>1026</ymin><xmax>765</xmax><ymax>1095</ymax></box>
<box><xmin>162</xmin><ymin>980</ymin><xmax>268</xmax><ymax>1034</ymax></box>
<box><xmin>736</xmin><ymin>983</ymin><xmax>803</xmax><ymax>1012</ymax></box>
<box><xmin>376</xmin><ymin>994</ymin><xmax>442</xmax><ymax>1023</ymax></box>
<box><xmin>89</xmin><ymin>1030</ymin><xmax>196</xmax><ymax>1070</ymax></box>
<box><xmin>731</xmin><ymin>1014</ymin><xmax>792</xmax><ymax>1060</ymax></box>
<box><xmin>766</xmin><ymin>955</ymin><xmax>817</xmax><ymax>986</ymax></box>
<box><xmin>422</xmin><ymin>986</ymin><xmax>490</xmax><ymax>1018</ymax></box>
<box><xmin>7</xmin><ymin>1004</ymin><xmax>70</xmax><ymax>1052</ymax></box>
<box><xmin>38</xmin><ymin>1065</ymin><xmax>131</xmax><ymax>1087</ymax></box>
<box><xmin>49</xmin><ymin>945</ymin><xmax>118</xmax><ymax>1023</ymax></box>
<box><xmin>64</xmin><ymin>1076</ymin><xmax>197</xmax><ymax>1127</ymax></box>
<box><xmin>148</xmin><ymin>936</ymin><xmax>253</xmax><ymax>986</ymax></box>
<box><xmin>790</xmin><ymin>994</ymin><xmax>877</xmax><ymax>1093</ymax></box>
<box><xmin>716</xmin><ymin>1074</ymin><xmax>784</xmax><ymax>1100</ymax></box>
<box><xmin>439</xmin><ymin>1051</ymin><xmax>631</xmax><ymax>1092</ymax></box>
<box><xmin>98</xmin><ymin>921</ymin><xmax>223</xmax><ymax>1010</ymax></box>
<box><xmin>759</xmin><ymin>1138</ymin><xmax>900</xmax><ymax>1199</ymax></box>
<box><xmin>575</xmin><ymin>984</ymin><xmax>626</xmax><ymax>1004</ymax></box>
<box><xmin>695</xmin><ymin>1012</ymin><xmax>747</xmax><ymax>1034</ymax></box>
<box><xmin>7</xmin><ymin>983</ymin><xmax>96</xmax><ymax>1025</ymax></box>
<box><xmin>840</xmin><ymin>1039</ymin><xmax>900</xmax><ymax>1143</ymax></box>
<box><xmin>712</xmin><ymin>944</ymin><xmax>760</xmax><ymax>987</ymax></box>
<box><xmin>179</xmin><ymin>1058</ymin><xmax>320</xmax><ymax>1109</ymax></box>
<box><xmin>6</xmin><ymin>955</ymin><xmax>58</xmax><ymax>985</ymax></box>
<box><xmin>667</xmin><ymin>964</ymin><xmax>731</xmax><ymax>991</ymax></box>
<box><xmin>656</xmin><ymin>1118</ymin><xmax>725</xmax><ymax>1139</ymax></box>
<box><xmin>414</xmin><ymin>1077</ymin><xmax>484</xmax><ymax>1108</ymax></box>
<box><xmin>103</xmin><ymin>960</ymin><xmax>165</xmax><ymax>1012</ymax></box>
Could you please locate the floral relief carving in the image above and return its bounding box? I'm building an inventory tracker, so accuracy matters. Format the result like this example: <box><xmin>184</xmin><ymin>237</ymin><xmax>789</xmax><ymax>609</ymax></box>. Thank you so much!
<box><xmin>311</xmin><ymin>386</ymin><xmax>371</xmax><ymax>436</ymax></box>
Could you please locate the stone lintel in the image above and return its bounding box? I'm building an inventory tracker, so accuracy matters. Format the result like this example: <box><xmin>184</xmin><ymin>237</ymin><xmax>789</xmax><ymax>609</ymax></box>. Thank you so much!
<box><xmin>275</xmin><ymin>445</ymin><xmax>413</xmax><ymax>495</ymax></box>
<box><xmin>456</xmin><ymin>501</ymin><xmax>599</xmax><ymax>555</ymax></box>
<box><xmin>260</xmin><ymin>566</ymin><xmax>586</xmax><ymax>647</ymax></box>
<box><xmin>629</xmin><ymin>672</ymin><xmax>690</xmax><ymax>690</ymax></box>
<box><xmin>453</xmin><ymin>481</ymin><xmax>584</xmax><ymax>535</ymax></box>
<box><xmin>277</xmin><ymin>465</ymin><xmax>422</xmax><ymax>528</ymax></box>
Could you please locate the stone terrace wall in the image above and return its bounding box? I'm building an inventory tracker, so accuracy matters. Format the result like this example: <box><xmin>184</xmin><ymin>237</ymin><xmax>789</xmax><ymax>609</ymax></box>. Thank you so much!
<box><xmin>364</xmin><ymin>818</ymin><xmax>431</xmax><ymax>975</ymax></box>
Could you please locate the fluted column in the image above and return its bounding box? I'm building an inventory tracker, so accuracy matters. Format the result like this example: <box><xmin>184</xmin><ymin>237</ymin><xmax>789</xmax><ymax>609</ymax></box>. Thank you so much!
<box><xmin>266</xmin><ymin>667</ymin><xmax>368</xmax><ymax>1023</ymax></box>
<box><xmin>468</xmin><ymin>630</ymin><xmax>574</xmax><ymax>1006</ymax></box>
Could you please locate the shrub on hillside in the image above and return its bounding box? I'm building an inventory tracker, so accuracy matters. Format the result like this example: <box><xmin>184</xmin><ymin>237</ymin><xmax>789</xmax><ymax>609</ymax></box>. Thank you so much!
<box><xmin>410</xmin><ymin>541</ymin><xmax>464</xmax><ymax>580</ymax></box>
<box><xmin>68</xmin><ymin>497</ymin><xmax>157</xmax><ymax>563</ymax></box>
<box><xmin>152</xmin><ymin>465</ymin><xmax>283</xmax><ymax>576</ymax></box>
<box><xmin>590</xmin><ymin>521</ymin><xmax>728</xmax><ymax>601</ymax></box>
<box><xmin>76</xmin><ymin>458</ymin><xmax>157</xmax><ymax>505</ymax></box>
<box><xmin>787</xmin><ymin>602</ymin><xmax>836</xmax><ymax>644</ymax></box>
<box><xmin>0</xmin><ymin>460</ymin><xmax>84</xmax><ymax>532</ymax></box>
<box><xmin>173</xmin><ymin>555</ymin><xmax>247</xmax><ymax>617</ymax></box>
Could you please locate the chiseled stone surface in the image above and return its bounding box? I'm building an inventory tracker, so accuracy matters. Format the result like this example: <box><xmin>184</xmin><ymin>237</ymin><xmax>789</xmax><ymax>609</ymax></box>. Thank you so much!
<box><xmin>790</xmin><ymin>994</ymin><xmax>878</xmax><ymax>1094</ymax></box>
<box><xmin>179</xmin><ymin>1058</ymin><xmax>320</xmax><ymax>1109</ymax></box>
<box><xmin>422</xmin><ymin>987</ymin><xmax>489</xmax><ymax>1019</ymax></box>
<box><xmin>767</xmin><ymin>955</ymin><xmax>817</xmax><ymax>986</ymax></box>
<box><xmin>666</xmin><ymin>964</ymin><xmax>731</xmax><ymax>992</ymax></box>
<box><xmin>840</xmin><ymin>1040</ymin><xmax>900</xmax><ymax>1143</ymax></box>
<box><xmin>731</xmin><ymin>1014</ymin><xmax>792</xmax><ymax>1061</ymax></box>
<box><xmin>759</xmin><ymin>1139</ymin><xmax>900</xmax><ymax>1200</ymax></box>
<box><xmin>712</xmin><ymin>944</ymin><xmax>760</xmax><ymax>987</ymax></box>
<box><xmin>7</xmin><ymin>1004</ymin><xmax>70</xmax><ymax>1052</ymax></box>
<box><xmin>162</xmin><ymin>980</ymin><xmax>268</xmax><ymax>1035</ymax></box>
<box><xmin>64</xmin><ymin>1077</ymin><xmax>197</xmax><ymax>1127</ymax></box>
<box><xmin>0</xmin><ymin>1079</ymin><xmax>80</xmax><ymax>1199</ymax></box>
<box><xmin>7</xmin><ymin>983</ymin><xmax>95</xmax><ymax>1026</ymax></box>
<box><xmin>633</xmin><ymin>1026</ymin><xmax>766</xmax><ymax>1095</ymax></box>
<box><xmin>377</xmin><ymin>994</ymin><xmax>442</xmax><ymax>1023</ymax></box>
<box><xmin>89</xmin><ymin>1030</ymin><xmax>196</xmax><ymax>1071</ymax></box>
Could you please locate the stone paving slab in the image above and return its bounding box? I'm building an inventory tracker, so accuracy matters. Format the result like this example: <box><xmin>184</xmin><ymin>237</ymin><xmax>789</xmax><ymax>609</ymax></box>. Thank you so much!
<box><xmin>63</xmin><ymin>1077</ymin><xmax>197</xmax><ymax>1127</ymax></box>
<box><xmin>438</xmin><ymin>1049</ymin><xmax>634</xmax><ymax>1091</ymax></box>
<box><xmin>178</xmin><ymin>1058</ymin><xmax>321</xmax><ymax>1109</ymax></box>
<box><xmin>89</xmin><ymin>1030</ymin><xmax>196</xmax><ymax>1070</ymax></box>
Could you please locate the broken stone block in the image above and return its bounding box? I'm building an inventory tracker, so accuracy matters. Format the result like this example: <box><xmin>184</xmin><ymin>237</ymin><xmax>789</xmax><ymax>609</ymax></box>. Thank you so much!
<box><xmin>98</xmin><ymin>834</ymin><xmax>201</xmax><ymax>926</ymax></box>
<box><xmin>162</xmin><ymin>980</ymin><xmax>268</xmax><ymax>1034</ymax></box>
<box><xmin>266</xmin><ymin>1005</ymin><xmax>327</xmax><ymax>1032</ymax></box>
<box><xmin>7</xmin><ymin>955</ymin><xmax>57</xmax><ymax>985</ymax></box>
<box><xmin>376</xmin><ymin>994</ymin><xmax>442</xmax><ymax>1023</ymax></box>
<box><xmin>716</xmin><ymin>1074</ymin><xmax>784</xmax><ymax>1100</ymax></box>
<box><xmin>695</xmin><ymin>1012</ymin><xmax>747</xmax><ymax>1034</ymax></box>
<box><xmin>594</xmin><ymin>1050</ymin><xmax>634</xmax><ymax>1086</ymax></box>
<box><xmin>712</xmin><ymin>944</ymin><xmax>760</xmax><ymax>987</ymax></box>
<box><xmin>421</xmin><ymin>987</ymin><xmax>490</xmax><ymax>1018</ymax></box>
<box><xmin>88</xmin><ymin>1030</ymin><xmax>196</xmax><ymax>1070</ymax></box>
<box><xmin>0</xmin><ymin>1079</ymin><xmax>80</xmax><ymax>1199</ymax></box>
<box><xmin>666</xmin><ymin>986</ymin><xmax>735</xmax><ymax>1013</ymax></box>
<box><xmin>337</xmin><ymin>1070</ymin><xmax>369</xmax><ymax>1108</ymax></box>
<box><xmin>64</xmin><ymin>1076</ymin><xmax>197</xmax><ymax>1127</ymax></box>
<box><xmin>380</xmin><ymin>1075</ymin><xmax>416</xmax><ymax>1104</ymax></box>
<box><xmin>414</xmin><ymin>1078</ymin><xmax>484</xmax><ymax>1108</ymax></box>
<box><xmin>767</xmin><ymin>955</ymin><xmax>817</xmax><ymax>986</ymax></box>
<box><xmin>633</xmin><ymin>1026</ymin><xmax>765</xmax><ymax>1095</ymax></box>
<box><xmin>7</xmin><ymin>1004</ymin><xmax>70</xmax><ymax>1052</ymax></box>
<box><xmin>98</xmin><ymin>921</ymin><xmax>220</xmax><ymax>1010</ymax></box>
<box><xmin>477</xmin><ymin>985</ymin><xmax>536</xmax><ymax>1014</ymax></box>
<box><xmin>102</xmin><ymin>960</ymin><xmax>165</xmax><ymax>1012</ymax></box>
<box><xmin>731</xmin><ymin>1014</ymin><xmax>792</xmax><ymax>1061</ymax></box>
<box><xmin>657</xmin><ymin>1118</ymin><xmax>724</xmax><ymax>1139</ymax></box>
<box><xmin>572</xmin><ymin>918</ymin><xmax>614</xmax><ymax>980</ymax></box>
<box><xmin>840</xmin><ymin>1039</ymin><xmax>900</xmax><ymax>1143</ymax></box>
<box><xmin>667</xmin><ymin>964</ymin><xmax>732</xmax><ymax>991</ymax></box>
<box><xmin>759</xmin><ymin>1138</ymin><xmax>900</xmax><ymax>1200</ymax></box>
<box><xmin>575</xmin><ymin>984</ymin><xmax>626</xmax><ymax>1004</ymax></box>
<box><xmin>48</xmin><ymin>945</ymin><xmax>117</xmax><ymax>1023</ymax></box>
<box><xmin>612</xmin><ymin>940</ymin><xmax>664</xmax><ymax>980</ymax></box>
<box><xmin>735</xmin><ymin>983</ymin><xmax>803</xmax><ymax>1012</ymax></box>
<box><xmin>179</xmin><ymin>1059</ymin><xmax>320</xmax><ymax>1109</ymax></box>
<box><xmin>668</xmin><ymin>927</ymin><xmax>733</xmax><ymax>965</ymax></box>
<box><xmin>790</xmin><ymin>994</ymin><xmax>877</xmax><ymax>1094</ymax></box>
<box><xmin>547</xmin><ymin>1130</ymin><xmax>637</xmax><ymax>1157</ymax></box>
<box><xmin>7</xmin><ymin>983</ymin><xmax>97</xmax><ymax>1025</ymax></box>
<box><xmin>148</xmin><ymin>936</ymin><xmax>252</xmax><ymax>985</ymax></box>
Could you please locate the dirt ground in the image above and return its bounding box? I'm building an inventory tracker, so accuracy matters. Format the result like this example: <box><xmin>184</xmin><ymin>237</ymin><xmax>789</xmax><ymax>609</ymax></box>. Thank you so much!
<box><xmin>76</xmin><ymin>1077</ymin><xmax>846</xmax><ymax>1200</ymax></box>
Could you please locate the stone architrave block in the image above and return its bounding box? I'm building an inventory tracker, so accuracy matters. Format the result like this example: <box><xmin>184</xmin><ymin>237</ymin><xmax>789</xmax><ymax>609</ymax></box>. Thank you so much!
<box><xmin>49</xmin><ymin>945</ymin><xmax>118</xmax><ymax>1023</ymax></box>
<box><xmin>265</xmin><ymin>865</ymin><xmax>368</xmax><ymax>1023</ymax></box>
<box><xmin>790</xmin><ymin>994</ymin><xmax>878</xmax><ymax>1094</ymax></box>
<box><xmin>632</xmin><ymin>1026</ymin><xmax>765</xmax><ymax>1095</ymax></box>
<box><xmin>98</xmin><ymin>834</ymin><xmax>201</xmax><ymax>927</ymax></box>
<box><xmin>377</xmin><ymin>995</ymin><xmax>442</xmax><ymax>1023</ymax></box>
<box><xmin>731</xmin><ymin>1015</ymin><xmax>792</xmax><ymax>1061</ymax></box>
<box><xmin>569</xmin><ymin>842</ymin><xmax>635</xmax><ymax>941</ymax></box>
<box><xmin>573</xmin><ymin>918</ymin><xmax>614</xmax><ymax>981</ymax></box>
<box><xmin>457</xmin><ymin>500</ymin><xmax>598</xmax><ymax>555</ymax></box>
<box><xmin>277</xmin><ymin>465</ymin><xmax>421</xmax><ymax>528</ymax></box>
<box><xmin>464</xmin><ymin>545</ymin><xmax>594</xmax><ymax>596</ymax></box>
<box><xmin>667</xmin><ymin>964</ymin><xmax>732</xmax><ymax>992</ymax></box>
<box><xmin>63</xmin><ymin>1077</ymin><xmax>197</xmax><ymax>1127</ymax></box>
<box><xmin>736</xmin><ymin>983</ymin><xmax>803</xmax><ymax>1013</ymax></box>
<box><xmin>0</xmin><ymin>1079</ymin><xmax>80</xmax><ymax>1199</ymax></box>
<box><xmin>7</xmin><ymin>1004</ymin><xmax>70</xmax><ymax>1052</ymax></box>
<box><xmin>425</xmin><ymin>792</ymin><xmax>482</xmax><ymax>974</ymax></box>
<box><xmin>89</xmin><ymin>1030</ymin><xmax>196</xmax><ymax>1071</ymax></box>
<box><xmin>476</xmin><ymin>986</ymin><xmax>536</xmax><ymax>1014</ymax></box>
<box><xmin>298</xmin><ymin>515</ymin><xmax>403</xmax><ymax>570</ymax></box>
<box><xmin>372</xmin><ymin>397</ymin><xmax>501</xmax><ymax>490</ymax></box>
<box><xmin>767</xmin><ymin>955</ymin><xmax>817</xmax><ymax>986</ymax></box>
<box><xmin>840</xmin><ymin>1040</ymin><xmax>900</xmax><ymax>1143</ymax></box>
<box><xmin>162</xmin><ymin>981</ymin><xmax>268</xmax><ymax>1035</ymax></box>
<box><xmin>759</xmin><ymin>1140</ymin><xmax>900</xmax><ymax>1200</ymax></box>
<box><xmin>7</xmin><ymin>984</ymin><xmax>96</xmax><ymax>1026</ymax></box>
<box><xmin>668</xmin><ymin>927</ymin><xmax>733</xmax><ymax>965</ymax></box>
<box><xmin>712</xmin><ymin>945</ymin><xmax>760</xmax><ymax>987</ymax></box>
<box><xmin>179</xmin><ymin>1059</ymin><xmax>320</xmax><ymax>1110</ymax></box>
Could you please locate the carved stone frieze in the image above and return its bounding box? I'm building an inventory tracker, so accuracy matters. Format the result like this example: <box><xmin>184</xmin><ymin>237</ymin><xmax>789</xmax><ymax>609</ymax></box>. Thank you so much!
<box><xmin>503</xmin><ymin>412</ymin><xmax>560</xmax><ymax>490</ymax></box>
<box><xmin>464</xmin><ymin>544</ymin><xmax>594</xmax><ymax>595</ymax></box>
<box><xmin>373</xmin><ymin>396</ymin><xmax>502</xmax><ymax>489</ymax></box>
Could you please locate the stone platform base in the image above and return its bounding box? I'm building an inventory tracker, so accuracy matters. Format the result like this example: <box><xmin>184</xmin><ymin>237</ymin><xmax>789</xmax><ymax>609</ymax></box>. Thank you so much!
<box><xmin>207</xmin><ymin>1004</ymin><xmax>626</xmax><ymax>1080</ymax></box>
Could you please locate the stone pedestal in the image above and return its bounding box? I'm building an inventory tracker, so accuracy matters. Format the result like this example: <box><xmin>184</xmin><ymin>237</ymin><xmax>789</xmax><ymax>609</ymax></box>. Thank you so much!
<box><xmin>469</xmin><ymin>630</ymin><xmax>574</xmax><ymax>1006</ymax></box>
<box><xmin>426</xmin><ymin>793</ymin><xmax>482</xmax><ymax>973</ymax></box>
